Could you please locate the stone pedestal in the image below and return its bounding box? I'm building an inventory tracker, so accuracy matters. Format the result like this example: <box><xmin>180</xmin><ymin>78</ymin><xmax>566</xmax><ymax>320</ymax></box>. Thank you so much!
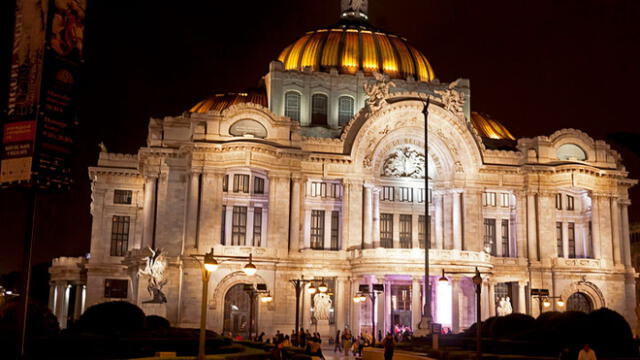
<box><xmin>317</xmin><ymin>319</ymin><xmax>331</xmax><ymax>343</ymax></box>
<box><xmin>141</xmin><ymin>303</ymin><xmax>167</xmax><ymax>318</ymax></box>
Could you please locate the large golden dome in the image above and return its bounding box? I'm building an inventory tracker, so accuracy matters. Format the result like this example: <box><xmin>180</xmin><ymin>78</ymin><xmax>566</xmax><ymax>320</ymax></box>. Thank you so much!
<box><xmin>470</xmin><ymin>112</ymin><xmax>515</xmax><ymax>140</ymax></box>
<box><xmin>277</xmin><ymin>21</ymin><xmax>435</xmax><ymax>82</ymax></box>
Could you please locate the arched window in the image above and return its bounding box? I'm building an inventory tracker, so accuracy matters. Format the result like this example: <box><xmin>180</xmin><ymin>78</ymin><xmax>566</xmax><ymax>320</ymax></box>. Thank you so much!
<box><xmin>557</xmin><ymin>143</ymin><xmax>587</xmax><ymax>161</ymax></box>
<box><xmin>567</xmin><ymin>292</ymin><xmax>593</xmax><ymax>313</ymax></box>
<box><xmin>338</xmin><ymin>96</ymin><xmax>354</xmax><ymax>126</ymax></box>
<box><xmin>311</xmin><ymin>93</ymin><xmax>328</xmax><ymax>125</ymax></box>
<box><xmin>284</xmin><ymin>91</ymin><xmax>300</xmax><ymax>122</ymax></box>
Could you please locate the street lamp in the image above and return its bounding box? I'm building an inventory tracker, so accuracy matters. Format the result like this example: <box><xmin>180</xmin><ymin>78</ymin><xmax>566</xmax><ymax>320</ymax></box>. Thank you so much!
<box><xmin>190</xmin><ymin>248</ymin><xmax>257</xmax><ymax>360</ymax></box>
<box><xmin>289</xmin><ymin>276</ymin><xmax>314</xmax><ymax>346</ymax></box>
<box><xmin>472</xmin><ymin>267</ymin><xmax>483</xmax><ymax>360</ymax></box>
<box><xmin>353</xmin><ymin>284</ymin><xmax>384</xmax><ymax>345</ymax></box>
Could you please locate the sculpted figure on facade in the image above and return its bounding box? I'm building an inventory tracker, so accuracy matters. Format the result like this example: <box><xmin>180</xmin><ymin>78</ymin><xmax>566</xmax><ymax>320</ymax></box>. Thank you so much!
<box><xmin>497</xmin><ymin>297</ymin><xmax>513</xmax><ymax>316</ymax></box>
<box><xmin>382</xmin><ymin>146</ymin><xmax>426</xmax><ymax>178</ymax></box>
<box><xmin>313</xmin><ymin>293</ymin><xmax>333</xmax><ymax>321</ymax></box>
<box><xmin>364</xmin><ymin>72</ymin><xmax>396</xmax><ymax>112</ymax></box>
<box><xmin>435</xmin><ymin>82</ymin><xmax>465</xmax><ymax>114</ymax></box>
<box><xmin>138</xmin><ymin>247</ymin><xmax>168</xmax><ymax>304</ymax></box>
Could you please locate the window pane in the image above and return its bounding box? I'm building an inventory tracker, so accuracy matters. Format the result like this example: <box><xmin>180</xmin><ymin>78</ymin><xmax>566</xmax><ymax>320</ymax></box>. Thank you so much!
<box><xmin>338</xmin><ymin>96</ymin><xmax>354</xmax><ymax>126</ymax></box>
<box><xmin>311</xmin><ymin>210</ymin><xmax>325</xmax><ymax>249</ymax></box>
<box><xmin>330</xmin><ymin>211</ymin><xmax>339</xmax><ymax>250</ymax></box>
<box><xmin>483</xmin><ymin>218</ymin><xmax>496</xmax><ymax>255</ymax></box>
<box><xmin>400</xmin><ymin>215</ymin><xmax>412</xmax><ymax>248</ymax></box>
<box><xmin>568</xmin><ymin>222</ymin><xmax>576</xmax><ymax>258</ymax></box>
<box><xmin>254</xmin><ymin>177</ymin><xmax>264</xmax><ymax>194</ymax></box>
<box><xmin>114</xmin><ymin>190</ymin><xmax>132</xmax><ymax>204</ymax></box>
<box><xmin>232</xmin><ymin>206</ymin><xmax>247</xmax><ymax>245</ymax></box>
<box><xmin>556</xmin><ymin>222</ymin><xmax>563</xmax><ymax>257</ymax></box>
<box><xmin>380</xmin><ymin>214</ymin><xmax>393</xmax><ymax>248</ymax></box>
<box><xmin>311</xmin><ymin>94</ymin><xmax>328</xmax><ymax>125</ymax></box>
<box><xmin>253</xmin><ymin>208</ymin><xmax>262</xmax><ymax>247</ymax></box>
<box><xmin>221</xmin><ymin>205</ymin><xmax>227</xmax><ymax>245</ymax></box>
<box><xmin>418</xmin><ymin>215</ymin><xmax>427</xmax><ymax>249</ymax></box>
<box><xmin>110</xmin><ymin>216</ymin><xmax>130</xmax><ymax>256</ymax></box>
<box><xmin>501</xmin><ymin>219</ymin><xmax>509</xmax><ymax>257</ymax></box>
<box><xmin>285</xmin><ymin>92</ymin><xmax>301</xmax><ymax>121</ymax></box>
<box><xmin>223</xmin><ymin>175</ymin><xmax>229</xmax><ymax>192</ymax></box>
<box><xmin>233</xmin><ymin>174</ymin><xmax>249</xmax><ymax>193</ymax></box>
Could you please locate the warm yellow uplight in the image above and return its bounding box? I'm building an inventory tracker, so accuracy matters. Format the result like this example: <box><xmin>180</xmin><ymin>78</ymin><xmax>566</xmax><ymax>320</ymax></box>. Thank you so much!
<box><xmin>242</xmin><ymin>254</ymin><xmax>257</xmax><ymax>276</ymax></box>
<box><xmin>353</xmin><ymin>296</ymin><xmax>361</xmax><ymax>303</ymax></box>
<box><xmin>260</xmin><ymin>294</ymin><xmax>273</xmax><ymax>303</ymax></box>
<box><xmin>359</xmin><ymin>295</ymin><xmax>367</xmax><ymax>302</ymax></box>
<box><xmin>318</xmin><ymin>282</ymin><xmax>328</xmax><ymax>293</ymax></box>
<box><xmin>556</xmin><ymin>297</ymin><xmax>565</xmax><ymax>307</ymax></box>
<box><xmin>204</xmin><ymin>251</ymin><xmax>219</xmax><ymax>272</ymax></box>
<box><xmin>543</xmin><ymin>299</ymin><xmax>551</xmax><ymax>308</ymax></box>
<box><xmin>307</xmin><ymin>285</ymin><xmax>317</xmax><ymax>294</ymax></box>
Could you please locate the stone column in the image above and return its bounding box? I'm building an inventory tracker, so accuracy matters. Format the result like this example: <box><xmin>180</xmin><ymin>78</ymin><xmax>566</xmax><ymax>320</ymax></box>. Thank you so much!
<box><xmin>372</xmin><ymin>188</ymin><xmax>381</xmax><ymax>248</ymax></box>
<box><xmin>363</xmin><ymin>185</ymin><xmax>373</xmax><ymax>249</ymax></box>
<box><xmin>335</xmin><ymin>278</ymin><xmax>346</xmax><ymax>332</ymax></box>
<box><xmin>184</xmin><ymin>171</ymin><xmax>200</xmax><ymax>250</ymax></box>
<box><xmin>48</xmin><ymin>283</ymin><xmax>56</xmax><ymax>311</ymax></box>
<box><xmin>345</xmin><ymin>180</ymin><xmax>363</xmax><ymax>250</ymax></box>
<box><xmin>451</xmin><ymin>277</ymin><xmax>461</xmax><ymax>333</ymax></box>
<box><xmin>452</xmin><ymin>190</ymin><xmax>463</xmax><ymax>250</ymax></box>
<box><xmin>224</xmin><ymin>206</ymin><xmax>233</xmax><ymax>245</ymax></box>
<box><xmin>526</xmin><ymin>193</ymin><xmax>538</xmax><ymax>261</ymax></box>
<box><xmin>199</xmin><ymin>171</ymin><xmax>223</xmax><ymax>251</ymax></box>
<box><xmin>290</xmin><ymin>176</ymin><xmax>302</xmax><ymax>252</ymax></box>
<box><xmin>610</xmin><ymin>197</ymin><xmax>622</xmax><ymax>265</ymax></box>
<box><xmin>591</xmin><ymin>194</ymin><xmax>601</xmax><ymax>259</ymax></box>
<box><xmin>351</xmin><ymin>277</ymin><xmax>361</xmax><ymax>334</ymax></box>
<box><xmin>384</xmin><ymin>278</ymin><xmax>392</xmax><ymax>333</ymax></box>
<box><xmin>435</xmin><ymin>193</ymin><xmax>444</xmax><ymax>249</ymax></box>
<box><xmin>516</xmin><ymin>192</ymin><xmax>527</xmax><ymax>258</ymax></box>
<box><xmin>488</xmin><ymin>282</ymin><xmax>496</xmax><ymax>317</ymax></box>
<box><xmin>411</xmin><ymin>276</ymin><xmax>422</xmax><ymax>331</ymax></box>
<box><xmin>562</xmin><ymin>222</ymin><xmax>569</xmax><ymax>258</ymax></box>
<box><xmin>517</xmin><ymin>281</ymin><xmax>527</xmax><ymax>314</ymax></box>
<box><xmin>443</xmin><ymin>192</ymin><xmax>453</xmax><ymax>249</ymax></box>
<box><xmin>73</xmin><ymin>283</ymin><xmax>84</xmax><ymax>320</ymax></box>
<box><xmin>142</xmin><ymin>176</ymin><xmax>158</xmax><ymax>248</ymax></box>
<box><xmin>620</xmin><ymin>200</ymin><xmax>632</xmax><ymax>267</ymax></box>
<box><xmin>268</xmin><ymin>173</ymin><xmax>291</xmax><ymax>250</ymax></box>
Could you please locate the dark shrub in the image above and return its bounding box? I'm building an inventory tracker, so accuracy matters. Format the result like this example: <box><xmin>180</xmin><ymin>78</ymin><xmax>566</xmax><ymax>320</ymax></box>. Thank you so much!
<box><xmin>490</xmin><ymin>313</ymin><xmax>535</xmax><ymax>339</ymax></box>
<box><xmin>588</xmin><ymin>308</ymin><xmax>637</xmax><ymax>357</ymax></box>
<box><xmin>145</xmin><ymin>315</ymin><xmax>170</xmax><ymax>331</ymax></box>
<box><xmin>77</xmin><ymin>301</ymin><xmax>145</xmax><ymax>335</ymax></box>
<box><xmin>0</xmin><ymin>298</ymin><xmax>60</xmax><ymax>337</ymax></box>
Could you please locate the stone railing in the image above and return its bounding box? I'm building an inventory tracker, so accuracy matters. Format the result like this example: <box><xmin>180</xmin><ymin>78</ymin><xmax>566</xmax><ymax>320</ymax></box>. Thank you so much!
<box><xmin>51</xmin><ymin>256</ymin><xmax>87</xmax><ymax>267</ymax></box>
<box><xmin>350</xmin><ymin>248</ymin><xmax>491</xmax><ymax>267</ymax></box>
<box><xmin>491</xmin><ymin>257</ymin><xmax>529</xmax><ymax>266</ymax></box>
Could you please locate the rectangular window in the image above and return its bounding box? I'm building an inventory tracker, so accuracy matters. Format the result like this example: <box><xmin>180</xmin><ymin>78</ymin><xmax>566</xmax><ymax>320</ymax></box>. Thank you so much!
<box><xmin>311</xmin><ymin>210</ymin><xmax>325</xmax><ymax>249</ymax></box>
<box><xmin>500</xmin><ymin>193</ymin><xmax>510</xmax><ymax>207</ymax></box>
<box><xmin>330</xmin><ymin>211</ymin><xmax>340</xmax><ymax>250</ymax></box>
<box><xmin>104</xmin><ymin>279</ymin><xmax>128</xmax><ymax>298</ymax></box>
<box><xmin>555</xmin><ymin>193</ymin><xmax>562</xmax><ymax>210</ymax></box>
<box><xmin>587</xmin><ymin>221</ymin><xmax>593</xmax><ymax>258</ymax></box>
<box><xmin>501</xmin><ymin>219</ymin><xmax>510</xmax><ymax>257</ymax></box>
<box><xmin>338</xmin><ymin>96</ymin><xmax>354</xmax><ymax>126</ymax></box>
<box><xmin>311</xmin><ymin>94</ymin><xmax>328</xmax><ymax>125</ymax></box>
<box><xmin>254</xmin><ymin>177</ymin><xmax>265</xmax><ymax>194</ymax></box>
<box><xmin>110</xmin><ymin>215</ymin><xmax>130</xmax><ymax>256</ymax></box>
<box><xmin>399</xmin><ymin>187</ymin><xmax>413</xmax><ymax>202</ymax></box>
<box><xmin>568</xmin><ymin>222</ymin><xmax>576</xmax><ymax>258</ymax></box>
<box><xmin>483</xmin><ymin>218</ymin><xmax>496</xmax><ymax>255</ymax></box>
<box><xmin>417</xmin><ymin>188</ymin><xmax>425</xmax><ymax>203</ymax></box>
<box><xmin>380</xmin><ymin>213</ymin><xmax>394</xmax><ymax>248</ymax></box>
<box><xmin>483</xmin><ymin>192</ymin><xmax>496</xmax><ymax>207</ymax></box>
<box><xmin>221</xmin><ymin>205</ymin><xmax>227</xmax><ymax>245</ymax></box>
<box><xmin>285</xmin><ymin>92</ymin><xmax>301</xmax><ymax>122</ymax></box>
<box><xmin>231</xmin><ymin>206</ymin><xmax>247</xmax><ymax>245</ymax></box>
<box><xmin>567</xmin><ymin>195</ymin><xmax>575</xmax><ymax>211</ymax></box>
<box><xmin>222</xmin><ymin>175</ymin><xmax>229</xmax><ymax>192</ymax></box>
<box><xmin>399</xmin><ymin>215</ymin><xmax>412</xmax><ymax>248</ymax></box>
<box><xmin>310</xmin><ymin>182</ymin><xmax>332</xmax><ymax>197</ymax></box>
<box><xmin>233</xmin><ymin>174</ymin><xmax>250</xmax><ymax>193</ymax></box>
<box><xmin>381</xmin><ymin>186</ymin><xmax>395</xmax><ymax>201</ymax></box>
<box><xmin>114</xmin><ymin>190</ymin><xmax>132</xmax><ymax>204</ymax></box>
<box><xmin>556</xmin><ymin>222</ymin><xmax>563</xmax><ymax>257</ymax></box>
<box><xmin>253</xmin><ymin>208</ymin><xmax>262</xmax><ymax>247</ymax></box>
<box><xmin>418</xmin><ymin>215</ymin><xmax>429</xmax><ymax>249</ymax></box>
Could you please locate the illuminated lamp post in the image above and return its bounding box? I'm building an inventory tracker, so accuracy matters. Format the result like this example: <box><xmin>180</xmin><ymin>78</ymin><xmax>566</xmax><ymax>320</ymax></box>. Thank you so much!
<box><xmin>190</xmin><ymin>249</ymin><xmax>257</xmax><ymax>360</ymax></box>
<box><xmin>353</xmin><ymin>284</ymin><xmax>384</xmax><ymax>345</ymax></box>
<box><xmin>472</xmin><ymin>268</ymin><xmax>483</xmax><ymax>360</ymax></box>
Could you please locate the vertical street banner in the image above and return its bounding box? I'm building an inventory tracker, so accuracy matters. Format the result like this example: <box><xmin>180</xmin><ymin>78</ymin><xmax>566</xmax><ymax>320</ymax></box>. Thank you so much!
<box><xmin>1</xmin><ymin>0</ymin><xmax>86</xmax><ymax>189</ymax></box>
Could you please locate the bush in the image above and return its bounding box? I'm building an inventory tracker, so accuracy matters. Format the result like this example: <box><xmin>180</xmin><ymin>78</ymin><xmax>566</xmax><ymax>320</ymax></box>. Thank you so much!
<box><xmin>490</xmin><ymin>313</ymin><xmax>535</xmax><ymax>339</ymax></box>
<box><xmin>77</xmin><ymin>301</ymin><xmax>145</xmax><ymax>335</ymax></box>
<box><xmin>0</xmin><ymin>298</ymin><xmax>59</xmax><ymax>338</ymax></box>
<box><xmin>588</xmin><ymin>308</ymin><xmax>637</xmax><ymax>357</ymax></box>
<box><xmin>145</xmin><ymin>315</ymin><xmax>170</xmax><ymax>331</ymax></box>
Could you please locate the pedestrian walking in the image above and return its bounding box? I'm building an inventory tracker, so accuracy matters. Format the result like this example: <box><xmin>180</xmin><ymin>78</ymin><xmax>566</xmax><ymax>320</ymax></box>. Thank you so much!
<box><xmin>381</xmin><ymin>332</ymin><xmax>396</xmax><ymax>360</ymax></box>
<box><xmin>334</xmin><ymin>330</ymin><xmax>342</xmax><ymax>352</ymax></box>
<box><xmin>578</xmin><ymin>344</ymin><xmax>597</xmax><ymax>360</ymax></box>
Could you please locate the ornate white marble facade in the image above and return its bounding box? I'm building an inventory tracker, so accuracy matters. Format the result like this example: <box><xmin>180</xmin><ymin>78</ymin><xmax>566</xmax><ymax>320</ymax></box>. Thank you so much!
<box><xmin>50</xmin><ymin>3</ymin><xmax>637</xmax><ymax>338</ymax></box>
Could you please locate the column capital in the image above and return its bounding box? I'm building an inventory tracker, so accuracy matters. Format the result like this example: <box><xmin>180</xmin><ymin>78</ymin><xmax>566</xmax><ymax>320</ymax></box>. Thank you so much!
<box><xmin>343</xmin><ymin>178</ymin><xmax>363</xmax><ymax>186</ymax></box>
<box><xmin>268</xmin><ymin>172</ymin><xmax>291</xmax><ymax>181</ymax></box>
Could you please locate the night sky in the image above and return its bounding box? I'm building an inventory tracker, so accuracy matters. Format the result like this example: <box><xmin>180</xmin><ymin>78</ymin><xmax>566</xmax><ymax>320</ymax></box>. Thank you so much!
<box><xmin>1</xmin><ymin>0</ymin><xmax>640</xmax><ymax>275</ymax></box>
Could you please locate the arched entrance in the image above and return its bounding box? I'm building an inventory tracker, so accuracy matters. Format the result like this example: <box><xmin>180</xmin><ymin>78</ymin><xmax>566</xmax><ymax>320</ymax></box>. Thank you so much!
<box><xmin>567</xmin><ymin>292</ymin><xmax>593</xmax><ymax>313</ymax></box>
<box><xmin>223</xmin><ymin>283</ymin><xmax>254</xmax><ymax>338</ymax></box>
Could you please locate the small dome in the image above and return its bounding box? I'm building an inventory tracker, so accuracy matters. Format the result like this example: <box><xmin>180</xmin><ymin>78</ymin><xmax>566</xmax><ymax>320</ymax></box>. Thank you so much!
<box><xmin>277</xmin><ymin>22</ymin><xmax>435</xmax><ymax>82</ymax></box>
<box><xmin>470</xmin><ymin>112</ymin><xmax>515</xmax><ymax>140</ymax></box>
<box><xmin>190</xmin><ymin>89</ymin><xmax>267</xmax><ymax>114</ymax></box>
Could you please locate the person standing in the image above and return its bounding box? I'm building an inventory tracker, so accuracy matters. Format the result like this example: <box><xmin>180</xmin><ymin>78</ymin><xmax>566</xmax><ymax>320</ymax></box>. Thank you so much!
<box><xmin>334</xmin><ymin>330</ymin><xmax>342</xmax><ymax>352</ymax></box>
<box><xmin>381</xmin><ymin>332</ymin><xmax>396</xmax><ymax>360</ymax></box>
<box><xmin>578</xmin><ymin>344</ymin><xmax>597</xmax><ymax>360</ymax></box>
<box><xmin>342</xmin><ymin>329</ymin><xmax>352</xmax><ymax>356</ymax></box>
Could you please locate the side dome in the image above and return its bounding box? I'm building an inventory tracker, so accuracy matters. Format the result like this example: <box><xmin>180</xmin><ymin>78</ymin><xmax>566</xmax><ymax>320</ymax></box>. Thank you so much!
<box><xmin>190</xmin><ymin>89</ymin><xmax>267</xmax><ymax>114</ymax></box>
<box><xmin>470</xmin><ymin>112</ymin><xmax>515</xmax><ymax>140</ymax></box>
<box><xmin>277</xmin><ymin>24</ymin><xmax>435</xmax><ymax>82</ymax></box>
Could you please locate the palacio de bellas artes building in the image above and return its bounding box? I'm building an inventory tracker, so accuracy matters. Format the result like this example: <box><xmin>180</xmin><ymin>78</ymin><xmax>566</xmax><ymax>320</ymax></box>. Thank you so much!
<box><xmin>49</xmin><ymin>0</ymin><xmax>638</xmax><ymax>338</ymax></box>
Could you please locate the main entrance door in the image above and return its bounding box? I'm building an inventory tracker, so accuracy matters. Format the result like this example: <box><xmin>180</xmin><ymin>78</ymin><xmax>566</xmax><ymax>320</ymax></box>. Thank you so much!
<box><xmin>567</xmin><ymin>292</ymin><xmax>593</xmax><ymax>313</ymax></box>
<box><xmin>223</xmin><ymin>284</ymin><xmax>252</xmax><ymax>338</ymax></box>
